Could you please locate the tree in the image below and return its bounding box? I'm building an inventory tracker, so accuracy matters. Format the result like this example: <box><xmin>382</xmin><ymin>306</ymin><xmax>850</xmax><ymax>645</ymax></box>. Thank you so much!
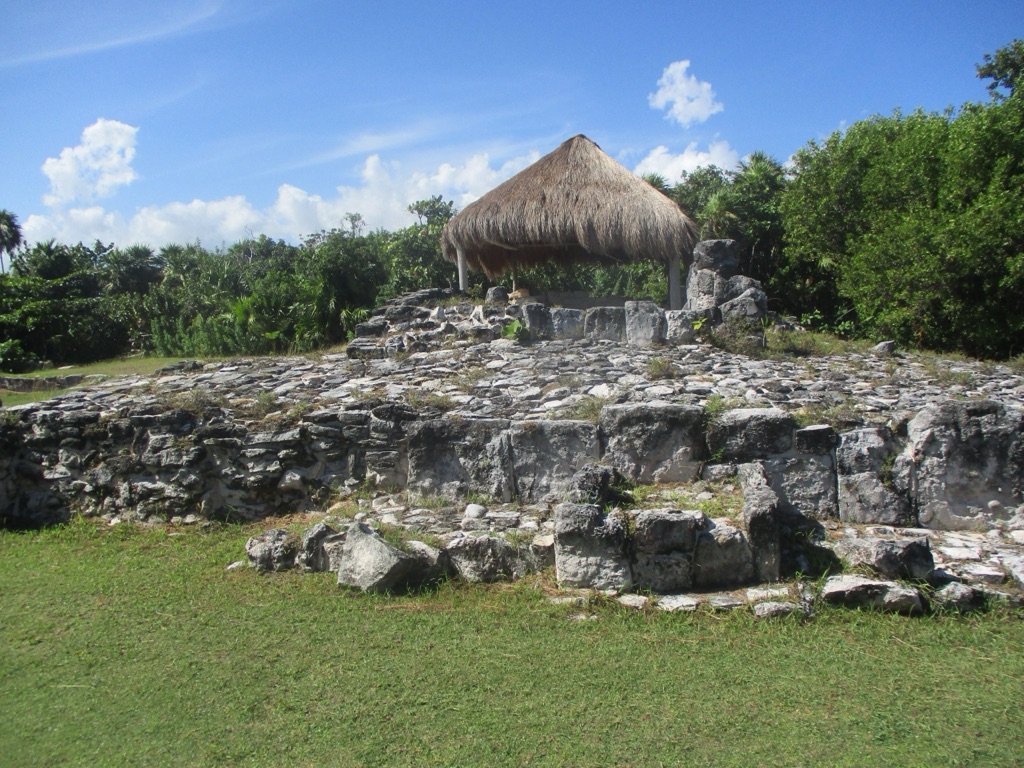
<box><xmin>641</xmin><ymin>173</ymin><xmax>671</xmax><ymax>196</ymax></box>
<box><xmin>100</xmin><ymin>244</ymin><xmax>164</xmax><ymax>295</ymax></box>
<box><xmin>407</xmin><ymin>195</ymin><xmax>456</xmax><ymax>227</ymax></box>
<box><xmin>977</xmin><ymin>39</ymin><xmax>1024</xmax><ymax>101</ymax></box>
<box><xmin>727</xmin><ymin>151</ymin><xmax>788</xmax><ymax>295</ymax></box>
<box><xmin>0</xmin><ymin>210</ymin><xmax>23</xmax><ymax>274</ymax></box>
<box><xmin>780</xmin><ymin>87</ymin><xmax>1024</xmax><ymax>357</ymax></box>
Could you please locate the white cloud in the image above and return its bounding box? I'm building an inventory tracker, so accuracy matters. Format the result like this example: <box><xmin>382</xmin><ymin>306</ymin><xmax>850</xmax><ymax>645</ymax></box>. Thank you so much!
<box><xmin>42</xmin><ymin>119</ymin><xmax>139</xmax><ymax>207</ymax></box>
<box><xmin>23</xmin><ymin>149</ymin><xmax>539</xmax><ymax>248</ymax></box>
<box><xmin>633</xmin><ymin>140</ymin><xmax>740</xmax><ymax>182</ymax></box>
<box><xmin>649</xmin><ymin>60</ymin><xmax>723</xmax><ymax>127</ymax></box>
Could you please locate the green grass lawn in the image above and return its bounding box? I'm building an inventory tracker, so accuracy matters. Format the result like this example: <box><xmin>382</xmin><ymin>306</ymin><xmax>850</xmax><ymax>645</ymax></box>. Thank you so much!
<box><xmin>1</xmin><ymin>521</ymin><xmax>1022</xmax><ymax>767</ymax></box>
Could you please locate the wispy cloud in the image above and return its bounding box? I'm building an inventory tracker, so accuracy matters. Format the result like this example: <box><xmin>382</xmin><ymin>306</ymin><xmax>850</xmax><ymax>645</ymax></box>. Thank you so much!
<box><xmin>1</xmin><ymin>3</ymin><xmax>221</xmax><ymax>68</ymax></box>
<box><xmin>280</xmin><ymin>124</ymin><xmax>445</xmax><ymax>173</ymax></box>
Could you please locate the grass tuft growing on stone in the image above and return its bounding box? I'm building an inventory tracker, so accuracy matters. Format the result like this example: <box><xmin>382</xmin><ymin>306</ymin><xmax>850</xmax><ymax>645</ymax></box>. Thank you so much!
<box><xmin>1</xmin><ymin>521</ymin><xmax>1023</xmax><ymax>766</ymax></box>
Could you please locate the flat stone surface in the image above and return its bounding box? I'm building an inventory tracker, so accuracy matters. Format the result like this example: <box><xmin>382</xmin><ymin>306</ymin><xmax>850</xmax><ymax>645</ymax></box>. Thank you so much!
<box><xmin>707</xmin><ymin>594</ymin><xmax>746</xmax><ymax>611</ymax></box>
<box><xmin>752</xmin><ymin>601</ymin><xmax>797</xmax><ymax>618</ymax></box>
<box><xmin>617</xmin><ymin>594</ymin><xmax>650</xmax><ymax>609</ymax></box>
<box><xmin>656</xmin><ymin>594</ymin><xmax>701</xmax><ymax>612</ymax></box>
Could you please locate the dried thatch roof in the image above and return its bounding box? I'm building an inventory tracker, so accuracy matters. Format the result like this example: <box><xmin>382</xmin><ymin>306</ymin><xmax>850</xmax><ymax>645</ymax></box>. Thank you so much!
<box><xmin>440</xmin><ymin>134</ymin><xmax>697</xmax><ymax>279</ymax></box>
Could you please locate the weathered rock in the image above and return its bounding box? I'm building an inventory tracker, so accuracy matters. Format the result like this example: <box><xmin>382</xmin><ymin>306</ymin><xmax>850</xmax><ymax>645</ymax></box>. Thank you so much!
<box><xmin>617</xmin><ymin>594</ymin><xmax>650</xmax><ymax>610</ymax></box>
<box><xmin>445</xmin><ymin>535</ymin><xmax>521</xmax><ymax>583</ymax></box>
<box><xmin>692</xmin><ymin>239</ymin><xmax>740</xmax><ymax>275</ymax></box>
<box><xmin>246</xmin><ymin>528</ymin><xmax>297</xmax><ymax>572</ymax></box>
<box><xmin>656</xmin><ymin>594</ymin><xmax>701</xmax><ymax>612</ymax></box>
<box><xmin>549</xmin><ymin>308</ymin><xmax>585</xmax><ymax>340</ymax></box>
<box><xmin>664</xmin><ymin>309</ymin><xmax>712</xmax><ymax>344</ymax></box>
<box><xmin>719</xmin><ymin>286</ymin><xmax>768</xmax><ymax>323</ymax></box>
<box><xmin>403</xmin><ymin>539</ymin><xmax>453</xmax><ymax>584</ymax></box>
<box><xmin>335</xmin><ymin>522</ymin><xmax>444</xmax><ymax>593</ymax></box>
<box><xmin>632</xmin><ymin>509</ymin><xmax>706</xmax><ymax>554</ymax></box>
<box><xmin>508</xmin><ymin>420</ymin><xmax>600</xmax><ymax>502</ymax></box>
<box><xmin>752</xmin><ymin>601</ymin><xmax>797</xmax><ymax>619</ymax></box>
<box><xmin>485</xmin><ymin>286</ymin><xmax>509</xmax><ymax>304</ymax></box>
<box><xmin>624</xmin><ymin>301</ymin><xmax>666</xmax><ymax>347</ymax></box>
<box><xmin>707</xmin><ymin>408</ymin><xmax>795</xmax><ymax>461</ymax></box>
<box><xmin>762</xmin><ymin>455</ymin><xmax>838</xmax><ymax>520</ymax></box>
<box><xmin>600</xmin><ymin>403</ymin><xmax>705</xmax><ymax>483</ymax></box>
<box><xmin>630</xmin><ymin>509</ymin><xmax>707</xmax><ymax>593</ymax></box>
<box><xmin>931</xmin><ymin>582</ymin><xmax>981</xmax><ymax>613</ymax></box>
<box><xmin>820</xmin><ymin>574</ymin><xmax>923</xmax><ymax>614</ymax></box>
<box><xmin>521</xmin><ymin>303</ymin><xmax>552</xmax><ymax>341</ymax></box>
<box><xmin>685</xmin><ymin>240</ymin><xmax>741</xmax><ymax>311</ymax></box>
<box><xmin>794</xmin><ymin>424</ymin><xmax>837</xmax><ymax>455</ymax></box>
<box><xmin>836</xmin><ymin>427</ymin><xmax>912</xmax><ymax>525</ymax></box>
<box><xmin>553</xmin><ymin>503</ymin><xmax>632</xmax><ymax>590</ymax></box>
<box><xmin>353</xmin><ymin>317</ymin><xmax>389</xmax><ymax>337</ymax></box>
<box><xmin>565</xmin><ymin>463</ymin><xmax>632</xmax><ymax>506</ymax></box>
<box><xmin>530</xmin><ymin>533</ymin><xmax>556</xmax><ymax>570</ymax></box>
<box><xmin>583</xmin><ymin>306</ymin><xmax>626</xmax><ymax>342</ymax></box>
<box><xmin>406</xmin><ymin>418</ymin><xmax>511</xmax><ymax>501</ymax></box>
<box><xmin>833</xmin><ymin>537</ymin><xmax>934</xmax><ymax>580</ymax></box>
<box><xmin>871</xmin><ymin>340</ymin><xmax>896</xmax><ymax>357</ymax></box>
<box><xmin>296</xmin><ymin>521</ymin><xmax>340</xmax><ymax>572</ymax></box>
<box><xmin>906</xmin><ymin>401</ymin><xmax>1024</xmax><ymax>531</ymax></box>
<box><xmin>739</xmin><ymin>463</ymin><xmax>782</xmax><ymax>582</ymax></box>
<box><xmin>693</xmin><ymin>520</ymin><xmax>755</xmax><ymax>588</ymax></box>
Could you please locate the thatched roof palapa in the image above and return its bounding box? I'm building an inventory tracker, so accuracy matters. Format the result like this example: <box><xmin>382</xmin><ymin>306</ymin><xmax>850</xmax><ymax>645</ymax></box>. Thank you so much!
<box><xmin>440</xmin><ymin>134</ymin><xmax>697</xmax><ymax>280</ymax></box>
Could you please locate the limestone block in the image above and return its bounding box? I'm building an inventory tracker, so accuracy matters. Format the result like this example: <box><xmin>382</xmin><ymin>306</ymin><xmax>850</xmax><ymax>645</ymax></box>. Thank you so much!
<box><xmin>600</xmin><ymin>403</ymin><xmax>705</xmax><ymax>483</ymax></box>
<box><xmin>521</xmin><ymin>302</ymin><xmax>552</xmax><ymax>341</ymax></box>
<box><xmin>246</xmin><ymin>528</ymin><xmax>297</xmax><ymax>572</ymax></box>
<box><xmin>837</xmin><ymin>473</ymin><xmax>913</xmax><ymax>525</ymax></box>
<box><xmin>739</xmin><ymin>463</ymin><xmax>782</xmax><ymax>582</ymax></box>
<box><xmin>335</xmin><ymin>522</ymin><xmax>443</xmax><ymax>593</ymax></box>
<box><xmin>445</xmin><ymin>535</ymin><xmax>522</xmax><ymax>583</ymax></box>
<box><xmin>583</xmin><ymin>306</ymin><xmax>626</xmax><ymax>342</ymax></box>
<box><xmin>762</xmin><ymin>455</ymin><xmax>838</xmax><ymax>520</ymax></box>
<box><xmin>296</xmin><ymin>521</ymin><xmax>340</xmax><ymax>572</ymax></box>
<box><xmin>485</xmin><ymin>286</ymin><xmax>509</xmax><ymax>304</ymax></box>
<box><xmin>550</xmin><ymin>308</ymin><xmax>585</xmax><ymax>340</ymax></box>
<box><xmin>405</xmin><ymin>418</ymin><xmax>511</xmax><ymax>501</ymax></box>
<box><xmin>633</xmin><ymin>552</ymin><xmax>694</xmax><ymax>593</ymax></box>
<box><xmin>692</xmin><ymin>239</ymin><xmax>740</xmax><ymax>276</ymax></box>
<box><xmin>664</xmin><ymin>310</ymin><xmax>701</xmax><ymax>344</ymax></box>
<box><xmin>624</xmin><ymin>301</ymin><xmax>666</xmax><ymax>346</ymax></box>
<box><xmin>632</xmin><ymin>509</ymin><xmax>707</xmax><ymax>554</ymax></box>
<box><xmin>693</xmin><ymin>520</ymin><xmax>755</xmax><ymax>588</ymax></box>
<box><xmin>905</xmin><ymin>400</ymin><xmax>1024</xmax><ymax>531</ymax></box>
<box><xmin>706</xmin><ymin>408</ymin><xmax>795</xmax><ymax>461</ymax></box>
<box><xmin>833</xmin><ymin>537</ymin><xmax>934</xmax><ymax>580</ymax></box>
<box><xmin>835</xmin><ymin>427</ymin><xmax>912</xmax><ymax>525</ymax></box>
<box><xmin>794</xmin><ymin>424</ymin><xmax>837</xmax><ymax>455</ymax></box>
<box><xmin>553</xmin><ymin>503</ymin><xmax>632</xmax><ymax>590</ymax></box>
<box><xmin>508</xmin><ymin>420</ymin><xmax>600</xmax><ymax>502</ymax></box>
<box><xmin>720</xmin><ymin>287</ymin><xmax>768</xmax><ymax>323</ymax></box>
<box><xmin>820</xmin><ymin>574</ymin><xmax>923</xmax><ymax>614</ymax></box>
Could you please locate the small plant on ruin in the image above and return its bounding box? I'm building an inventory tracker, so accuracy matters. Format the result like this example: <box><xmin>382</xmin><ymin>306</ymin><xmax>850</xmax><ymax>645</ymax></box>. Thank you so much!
<box><xmin>701</xmin><ymin>394</ymin><xmax>744</xmax><ymax>426</ymax></box>
<box><xmin>251</xmin><ymin>390</ymin><xmax>280</xmax><ymax>418</ymax></box>
<box><xmin>558</xmin><ymin>396</ymin><xmax>606</xmax><ymax>423</ymax></box>
<box><xmin>406</xmin><ymin>390</ymin><xmax>457</xmax><ymax>412</ymax></box>
<box><xmin>646</xmin><ymin>357</ymin><xmax>677</xmax><ymax>380</ymax></box>
<box><xmin>501</xmin><ymin>319</ymin><xmax>529</xmax><ymax>343</ymax></box>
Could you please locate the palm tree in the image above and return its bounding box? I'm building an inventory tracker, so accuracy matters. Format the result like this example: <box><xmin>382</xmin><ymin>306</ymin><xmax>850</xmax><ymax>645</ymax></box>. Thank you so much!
<box><xmin>0</xmin><ymin>209</ymin><xmax>23</xmax><ymax>274</ymax></box>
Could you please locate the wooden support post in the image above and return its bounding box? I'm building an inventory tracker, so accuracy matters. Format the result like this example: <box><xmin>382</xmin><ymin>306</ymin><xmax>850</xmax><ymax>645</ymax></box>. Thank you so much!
<box><xmin>456</xmin><ymin>245</ymin><xmax>468</xmax><ymax>292</ymax></box>
<box><xmin>668</xmin><ymin>252</ymin><xmax>682</xmax><ymax>310</ymax></box>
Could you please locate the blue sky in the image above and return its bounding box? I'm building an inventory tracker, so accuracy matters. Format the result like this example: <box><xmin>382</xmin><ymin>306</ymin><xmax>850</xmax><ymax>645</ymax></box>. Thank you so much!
<box><xmin>2</xmin><ymin>0</ymin><xmax>1021</xmax><ymax>250</ymax></box>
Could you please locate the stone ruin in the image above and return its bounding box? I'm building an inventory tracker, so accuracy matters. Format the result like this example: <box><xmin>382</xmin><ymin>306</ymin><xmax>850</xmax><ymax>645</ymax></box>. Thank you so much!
<box><xmin>2</xmin><ymin>241</ymin><xmax>1023</xmax><ymax>616</ymax></box>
